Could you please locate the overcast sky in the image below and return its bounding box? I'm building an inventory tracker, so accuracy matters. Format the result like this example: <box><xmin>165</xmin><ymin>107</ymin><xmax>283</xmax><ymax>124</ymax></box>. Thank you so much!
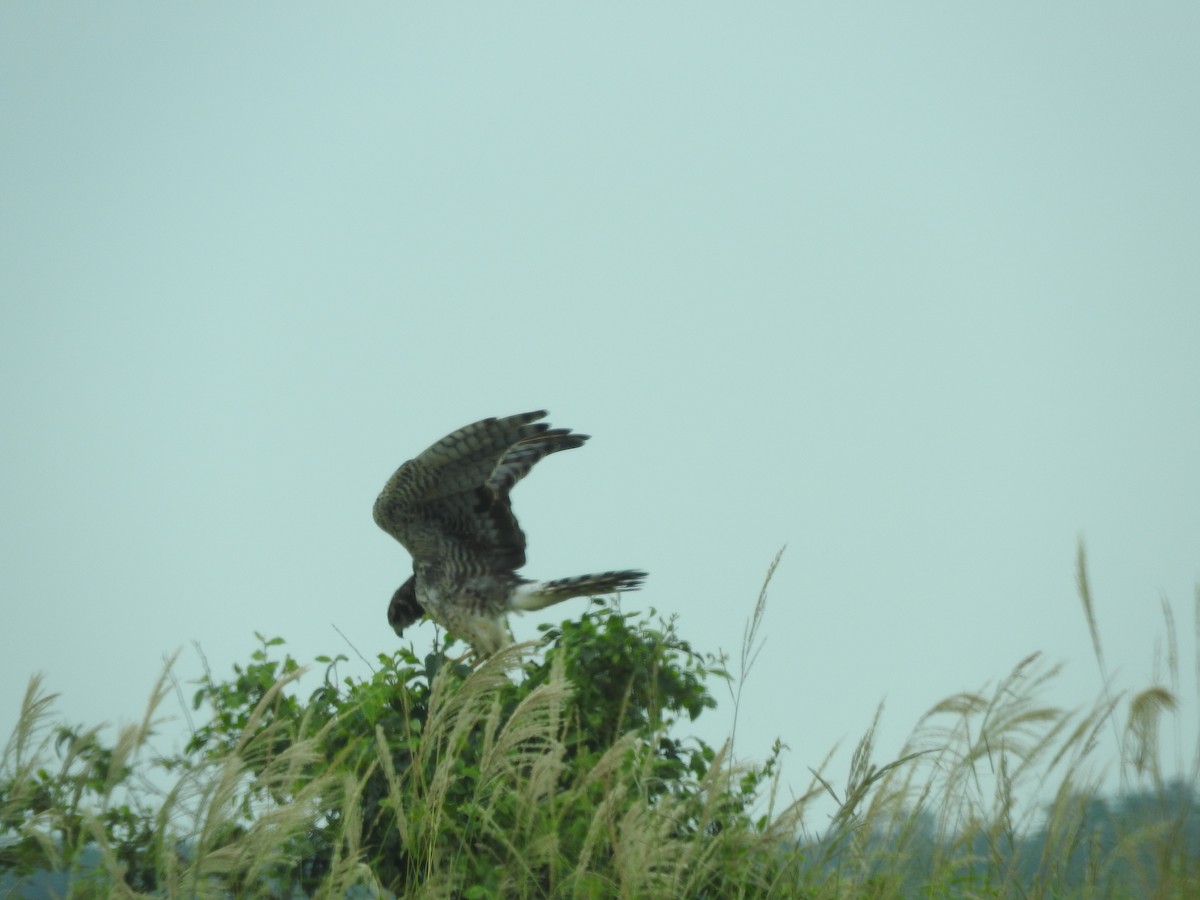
<box><xmin>3</xmin><ymin>4</ymin><xmax>1198</xmax><ymax>827</ymax></box>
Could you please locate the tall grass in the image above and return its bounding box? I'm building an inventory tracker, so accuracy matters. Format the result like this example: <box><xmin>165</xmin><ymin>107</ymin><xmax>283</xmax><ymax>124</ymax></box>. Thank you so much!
<box><xmin>2</xmin><ymin>546</ymin><xmax>1197</xmax><ymax>897</ymax></box>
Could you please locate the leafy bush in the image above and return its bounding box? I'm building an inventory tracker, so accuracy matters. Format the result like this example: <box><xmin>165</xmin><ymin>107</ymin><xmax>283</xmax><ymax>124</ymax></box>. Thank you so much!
<box><xmin>1</xmin><ymin>601</ymin><xmax>800</xmax><ymax>897</ymax></box>
<box><xmin>3</xmin><ymin>549</ymin><xmax>1199</xmax><ymax>897</ymax></box>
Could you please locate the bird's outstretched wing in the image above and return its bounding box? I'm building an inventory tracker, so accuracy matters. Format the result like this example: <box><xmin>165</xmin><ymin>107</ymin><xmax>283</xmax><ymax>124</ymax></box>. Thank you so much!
<box><xmin>373</xmin><ymin>410</ymin><xmax>587</xmax><ymax>572</ymax></box>
<box><xmin>488</xmin><ymin>427</ymin><xmax>587</xmax><ymax>497</ymax></box>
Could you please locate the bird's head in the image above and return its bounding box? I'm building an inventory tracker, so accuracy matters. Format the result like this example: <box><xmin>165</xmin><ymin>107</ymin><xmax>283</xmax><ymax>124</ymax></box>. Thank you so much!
<box><xmin>387</xmin><ymin>575</ymin><xmax>424</xmax><ymax>637</ymax></box>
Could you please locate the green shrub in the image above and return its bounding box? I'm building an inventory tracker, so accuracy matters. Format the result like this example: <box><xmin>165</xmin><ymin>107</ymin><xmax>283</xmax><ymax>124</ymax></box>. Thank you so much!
<box><xmin>1</xmin><ymin>601</ymin><xmax>800</xmax><ymax>897</ymax></box>
<box><xmin>3</xmin><ymin>549</ymin><xmax>1198</xmax><ymax>898</ymax></box>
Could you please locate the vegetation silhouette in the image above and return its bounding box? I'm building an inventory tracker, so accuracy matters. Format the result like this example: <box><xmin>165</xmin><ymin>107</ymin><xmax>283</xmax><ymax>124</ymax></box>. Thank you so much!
<box><xmin>2</xmin><ymin>548</ymin><xmax>1198</xmax><ymax>896</ymax></box>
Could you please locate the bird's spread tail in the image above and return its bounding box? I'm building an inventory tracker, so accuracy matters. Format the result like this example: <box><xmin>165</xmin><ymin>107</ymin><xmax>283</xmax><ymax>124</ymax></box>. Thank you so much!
<box><xmin>510</xmin><ymin>570</ymin><xmax>647</xmax><ymax>612</ymax></box>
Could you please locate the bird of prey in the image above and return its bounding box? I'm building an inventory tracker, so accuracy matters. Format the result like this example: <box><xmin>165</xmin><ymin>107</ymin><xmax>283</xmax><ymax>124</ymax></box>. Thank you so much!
<box><xmin>373</xmin><ymin>410</ymin><xmax>646</xmax><ymax>655</ymax></box>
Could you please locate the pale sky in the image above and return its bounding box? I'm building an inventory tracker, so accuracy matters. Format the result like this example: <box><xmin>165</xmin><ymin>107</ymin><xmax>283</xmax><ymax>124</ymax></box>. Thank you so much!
<box><xmin>3</xmin><ymin>4</ymin><xmax>1198</xmax><ymax>826</ymax></box>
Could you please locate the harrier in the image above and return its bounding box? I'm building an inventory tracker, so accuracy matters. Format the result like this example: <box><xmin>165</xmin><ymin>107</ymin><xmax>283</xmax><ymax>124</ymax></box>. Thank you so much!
<box><xmin>373</xmin><ymin>411</ymin><xmax>646</xmax><ymax>655</ymax></box>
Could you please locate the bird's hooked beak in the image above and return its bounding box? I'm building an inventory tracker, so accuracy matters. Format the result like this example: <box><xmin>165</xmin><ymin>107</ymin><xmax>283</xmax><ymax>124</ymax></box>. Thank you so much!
<box><xmin>387</xmin><ymin>575</ymin><xmax>424</xmax><ymax>637</ymax></box>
